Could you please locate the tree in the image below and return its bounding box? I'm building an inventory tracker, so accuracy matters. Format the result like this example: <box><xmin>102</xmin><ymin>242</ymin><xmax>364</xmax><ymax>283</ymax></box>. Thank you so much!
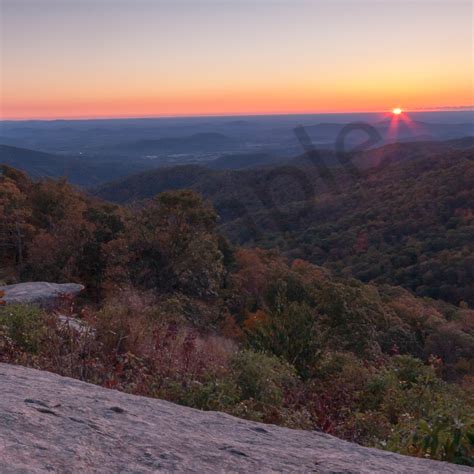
<box><xmin>0</xmin><ymin>167</ymin><xmax>33</xmax><ymax>273</ymax></box>
<box><xmin>106</xmin><ymin>190</ymin><xmax>226</xmax><ymax>297</ymax></box>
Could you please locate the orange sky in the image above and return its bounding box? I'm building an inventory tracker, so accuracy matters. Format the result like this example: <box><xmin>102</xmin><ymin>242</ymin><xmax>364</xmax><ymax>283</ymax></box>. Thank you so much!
<box><xmin>1</xmin><ymin>1</ymin><xmax>472</xmax><ymax>120</ymax></box>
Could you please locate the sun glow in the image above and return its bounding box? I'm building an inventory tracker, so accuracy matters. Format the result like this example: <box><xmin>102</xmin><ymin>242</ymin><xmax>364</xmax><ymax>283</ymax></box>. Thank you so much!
<box><xmin>392</xmin><ymin>108</ymin><xmax>403</xmax><ymax>115</ymax></box>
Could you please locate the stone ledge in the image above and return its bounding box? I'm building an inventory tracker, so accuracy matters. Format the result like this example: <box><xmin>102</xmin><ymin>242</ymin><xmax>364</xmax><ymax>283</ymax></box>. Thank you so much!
<box><xmin>0</xmin><ymin>282</ymin><xmax>84</xmax><ymax>308</ymax></box>
<box><xmin>0</xmin><ymin>363</ymin><xmax>471</xmax><ymax>473</ymax></box>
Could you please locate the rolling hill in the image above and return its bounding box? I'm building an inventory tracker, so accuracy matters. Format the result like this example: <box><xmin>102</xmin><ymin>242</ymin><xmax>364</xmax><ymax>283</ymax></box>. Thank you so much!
<box><xmin>95</xmin><ymin>139</ymin><xmax>474</xmax><ymax>306</ymax></box>
<box><xmin>0</xmin><ymin>144</ymin><xmax>153</xmax><ymax>187</ymax></box>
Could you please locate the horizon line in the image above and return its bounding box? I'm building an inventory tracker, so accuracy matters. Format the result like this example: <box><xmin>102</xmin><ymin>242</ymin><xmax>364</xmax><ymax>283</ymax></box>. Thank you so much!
<box><xmin>1</xmin><ymin>107</ymin><xmax>473</xmax><ymax>122</ymax></box>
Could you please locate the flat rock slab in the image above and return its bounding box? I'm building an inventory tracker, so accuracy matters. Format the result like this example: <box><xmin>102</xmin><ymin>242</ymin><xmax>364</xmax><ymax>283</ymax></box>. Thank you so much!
<box><xmin>0</xmin><ymin>364</ymin><xmax>471</xmax><ymax>473</ymax></box>
<box><xmin>0</xmin><ymin>282</ymin><xmax>84</xmax><ymax>307</ymax></box>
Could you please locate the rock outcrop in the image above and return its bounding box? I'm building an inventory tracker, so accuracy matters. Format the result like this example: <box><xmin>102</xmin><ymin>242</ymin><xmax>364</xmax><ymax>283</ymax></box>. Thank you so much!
<box><xmin>0</xmin><ymin>363</ymin><xmax>471</xmax><ymax>473</ymax></box>
<box><xmin>0</xmin><ymin>282</ymin><xmax>84</xmax><ymax>308</ymax></box>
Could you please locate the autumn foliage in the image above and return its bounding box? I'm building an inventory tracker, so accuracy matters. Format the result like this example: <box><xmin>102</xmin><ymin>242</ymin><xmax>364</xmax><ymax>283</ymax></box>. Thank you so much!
<box><xmin>0</xmin><ymin>166</ymin><xmax>473</xmax><ymax>465</ymax></box>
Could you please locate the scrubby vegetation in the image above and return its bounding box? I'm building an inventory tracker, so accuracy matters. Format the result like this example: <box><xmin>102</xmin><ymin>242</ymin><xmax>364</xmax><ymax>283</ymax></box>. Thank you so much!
<box><xmin>0</xmin><ymin>165</ymin><xmax>473</xmax><ymax>465</ymax></box>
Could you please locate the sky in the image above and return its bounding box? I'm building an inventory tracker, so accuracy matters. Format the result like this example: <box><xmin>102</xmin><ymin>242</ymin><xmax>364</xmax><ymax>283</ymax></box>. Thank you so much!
<box><xmin>1</xmin><ymin>0</ymin><xmax>472</xmax><ymax>120</ymax></box>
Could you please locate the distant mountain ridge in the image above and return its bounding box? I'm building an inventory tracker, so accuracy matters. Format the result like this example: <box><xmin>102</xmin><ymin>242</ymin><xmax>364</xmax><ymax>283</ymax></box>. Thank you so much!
<box><xmin>96</xmin><ymin>132</ymin><xmax>239</xmax><ymax>156</ymax></box>
<box><xmin>95</xmin><ymin>138</ymin><xmax>474</xmax><ymax>204</ymax></box>
<box><xmin>0</xmin><ymin>144</ymin><xmax>153</xmax><ymax>187</ymax></box>
<box><xmin>1</xmin><ymin>112</ymin><xmax>471</xmax><ymax>158</ymax></box>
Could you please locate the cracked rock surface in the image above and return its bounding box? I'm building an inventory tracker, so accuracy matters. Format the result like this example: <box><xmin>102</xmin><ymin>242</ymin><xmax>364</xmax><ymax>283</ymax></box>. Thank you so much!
<box><xmin>0</xmin><ymin>363</ymin><xmax>471</xmax><ymax>473</ymax></box>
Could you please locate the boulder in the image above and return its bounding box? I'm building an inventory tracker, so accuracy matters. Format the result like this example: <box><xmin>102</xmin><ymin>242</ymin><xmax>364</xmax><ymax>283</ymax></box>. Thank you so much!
<box><xmin>57</xmin><ymin>314</ymin><xmax>93</xmax><ymax>335</ymax></box>
<box><xmin>0</xmin><ymin>282</ymin><xmax>84</xmax><ymax>308</ymax></box>
<box><xmin>0</xmin><ymin>363</ymin><xmax>470</xmax><ymax>473</ymax></box>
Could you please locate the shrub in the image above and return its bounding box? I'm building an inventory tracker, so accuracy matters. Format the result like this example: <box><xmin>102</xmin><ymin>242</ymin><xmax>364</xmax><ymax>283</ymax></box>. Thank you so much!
<box><xmin>230</xmin><ymin>350</ymin><xmax>298</xmax><ymax>407</ymax></box>
<box><xmin>0</xmin><ymin>304</ymin><xmax>45</xmax><ymax>352</ymax></box>
<box><xmin>245</xmin><ymin>280</ymin><xmax>321</xmax><ymax>378</ymax></box>
<box><xmin>389</xmin><ymin>415</ymin><xmax>474</xmax><ymax>465</ymax></box>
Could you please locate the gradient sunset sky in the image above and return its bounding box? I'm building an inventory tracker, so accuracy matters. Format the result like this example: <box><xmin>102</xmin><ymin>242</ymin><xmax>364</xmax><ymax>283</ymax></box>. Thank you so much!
<box><xmin>1</xmin><ymin>0</ymin><xmax>472</xmax><ymax>120</ymax></box>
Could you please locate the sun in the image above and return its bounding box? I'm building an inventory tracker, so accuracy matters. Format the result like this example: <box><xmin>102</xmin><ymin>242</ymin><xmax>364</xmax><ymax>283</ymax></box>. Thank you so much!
<box><xmin>392</xmin><ymin>107</ymin><xmax>402</xmax><ymax>115</ymax></box>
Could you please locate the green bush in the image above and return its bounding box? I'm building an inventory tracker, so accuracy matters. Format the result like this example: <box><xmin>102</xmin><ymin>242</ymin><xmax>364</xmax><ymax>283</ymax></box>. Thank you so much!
<box><xmin>163</xmin><ymin>377</ymin><xmax>240</xmax><ymax>412</ymax></box>
<box><xmin>362</xmin><ymin>356</ymin><xmax>445</xmax><ymax>421</ymax></box>
<box><xmin>389</xmin><ymin>415</ymin><xmax>474</xmax><ymax>465</ymax></box>
<box><xmin>0</xmin><ymin>304</ymin><xmax>45</xmax><ymax>352</ymax></box>
<box><xmin>230</xmin><ymin>350</ymin><xmax>298</xmax><ymax>406</ymax></box>
<box><xmin>246</xmin><ymin>281</ymin><xmax>321</xmax><ymax>379</ymax></box>
<box><xmin>355</xmin><ymin>355</ymin><xmax>474</xmax><ymax>465</ymax></box>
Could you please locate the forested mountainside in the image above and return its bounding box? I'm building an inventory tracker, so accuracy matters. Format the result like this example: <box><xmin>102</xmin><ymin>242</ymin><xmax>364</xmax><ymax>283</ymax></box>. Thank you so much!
<box><xmin>96</xmin><ymin>141</ymin><xmax>474</xmax><ymax>306</ymax></box>
<box><xmin>94</xmin><ymin>138</ymin><xmax>474</xmax><ymax>203</ymax></box>
<box><xmin>0</xmin><ymin>144</ymin><xmax>153</xmax><ymax>187</ymax></box>
<box><xmin>1</xmin><ymin>164</ymin><xmax>473</xmax><ymax>465</ymax></box>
